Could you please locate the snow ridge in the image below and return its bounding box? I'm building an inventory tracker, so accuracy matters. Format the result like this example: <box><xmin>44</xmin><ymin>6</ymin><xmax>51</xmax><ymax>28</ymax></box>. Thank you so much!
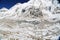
<box><xmin>0</xmin><ymin>0</ymin><xmax>60</xmax><ymax>40</ymax></box>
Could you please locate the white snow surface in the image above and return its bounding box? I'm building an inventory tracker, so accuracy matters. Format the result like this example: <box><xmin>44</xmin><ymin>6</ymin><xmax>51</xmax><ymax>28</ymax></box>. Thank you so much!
<box><xmin>0</xmin><ymin>0</ymin><xmax>60</xmax><ymax>40</ymax></box>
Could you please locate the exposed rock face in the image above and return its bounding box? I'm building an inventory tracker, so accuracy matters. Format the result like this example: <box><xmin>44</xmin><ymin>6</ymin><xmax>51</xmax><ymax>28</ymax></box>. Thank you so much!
<box><xmin>0</xmin><ymin>0</ymin><xmax>60</xmax><ymax>40</ymax></box>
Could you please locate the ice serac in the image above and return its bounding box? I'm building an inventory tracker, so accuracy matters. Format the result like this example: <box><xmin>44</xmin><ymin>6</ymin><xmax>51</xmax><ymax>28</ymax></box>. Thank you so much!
<box><xmin>0</xmin><ymin>0</ymin><xmax>60</xmax><ymax>40</ymax></box>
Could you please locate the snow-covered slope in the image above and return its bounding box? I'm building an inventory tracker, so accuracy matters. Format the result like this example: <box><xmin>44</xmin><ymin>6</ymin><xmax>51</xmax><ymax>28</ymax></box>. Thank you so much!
<box><xmin>0</xmin><ymin>0</ymin><xmax>60</xmax><ymax>40</ymax></box>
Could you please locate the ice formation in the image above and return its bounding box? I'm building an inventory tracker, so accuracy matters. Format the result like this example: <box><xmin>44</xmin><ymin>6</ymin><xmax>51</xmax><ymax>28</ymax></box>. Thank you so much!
<box><xmin>0</xmin><ymin>0</ymin><xmax>60</xmax><ymax>40</ymax></box>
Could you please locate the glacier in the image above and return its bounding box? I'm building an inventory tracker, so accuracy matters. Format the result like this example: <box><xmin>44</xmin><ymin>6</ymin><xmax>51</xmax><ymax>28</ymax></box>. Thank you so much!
<box><xmin>0</xmin><ymin>0</ymin><xmax>60</xmax><ymax>40</ymax></box>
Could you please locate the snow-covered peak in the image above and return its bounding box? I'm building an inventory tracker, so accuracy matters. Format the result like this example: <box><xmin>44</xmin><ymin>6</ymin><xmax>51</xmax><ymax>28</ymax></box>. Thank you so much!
<box><xmin>0</xmin><ymin>7</ymin><xmax>8</xmax><ymax>12</ymax></box>
<box><xmin>0</xmin><ymin>0</ymin><xmax>60</xmax><ymax>40</ymax></box>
